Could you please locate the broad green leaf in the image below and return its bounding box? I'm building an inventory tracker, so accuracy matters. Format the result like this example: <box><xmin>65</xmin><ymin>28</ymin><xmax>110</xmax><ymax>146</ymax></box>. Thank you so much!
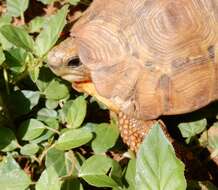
<box><xmin>68</xmin><ymin>0</ymin><xmax>80</xmax><ymax>5</ymax></box>
<box><xmin>62</xmin><ymin>96</ymin><xmax>87</xmax><ymax>128</ymax></box>
<box><xmin>39</xmin><ymin>117</ymin><xmax>59</xmax><ymax>129</ymax></box>
<box><xmin>35</xmin><ymin>5</ymin><xmax>69</xmax><ymax>57</ymax></box>
<box><xmin>46</xmin><ymin>148</ymin><xmax>67</xmax><ymax>177</ymax></box>
<box><xmin>0</xmin><ymin>155</ymin><xmax>31</xmax><ymax>190</ymax></box>
<box><xmin>36</xmin><ymin>67</ymin><xmax>56</xmax><ymax>92</ymax></box>
<box><xmin>22</xmin><ymin>90</ymin><xmax>40</xmax><ymax>109</ymax></box>
<box><xmin>0</xmin><ymin>32</ymin><xmax>13</xmax><ymax>50</ymax></box>
<box><xmin>36</xmin><ymin>166</ymin><xmax>61</xmax><ymax>190</ymax></box>
<box><xmin>55</xmin><ymin>128</ymin><xmax>93</xmax><ymax>150</ymax></box>
<box><xmin>0</xmin><ymin>25</ymin><xmax>34</xmax><ymax>52</ymax></box>
<box><xmin>31</xmin><ymin>131</ymin><xmax>54</xmax><ymax>144</ymax></box>
<box><xmin>0</xmin><ymin>33</ymin><xmax>13</xmax><ymax>50</ymax></box>
<box><xmin>37</xmin><ymin>0</ymin><xmax>56</xmax><ymax>4</ymax></box>
<box><xmin>0</xmin><ymin>47</ymin><xmax>5</xmax><ymax>65</ymax></box>
<box><xmin>6</xmin><ymin>0</ymin><xmax>29</xmax><ymax>17</ymax></box>
<box><xmin>8</xmin><ymin>90</ymin><xmax>38</xmax><ymax>117</ymax></box>
<box><xmin>0</xmin><ymin>15</ymin><xmax>12</xmax><ymax>28</ymax></box>
<box><xmin>0</xmin><ymin>15</ymin><xmax>13</xmax><ymax>49</ymax></box>
<box><xmin>79</xmin><ymin>155</ymin><xmax>121</xmax><ymax>188</ymax></box>
<box><xmin>91</xmin><ymin>123</ymin><xmax>119</xmax><ymax>153</ymax></box>
<box><xmin>0</xmin><ymin>127</ymin><xmax>18</xmax><ymax>152</ymax></box>
<box><xmin>29</xmin><ymin>66</ymin><xmax>40</xmax><ymax>82</ymax></box>
<box><xmin>8</xmin><ymin>90</ymin><xmax>32</xmax><ymax>116</ymax></box>
<box><xmin>5</xmin><ymin>48</ymin><xmax>28</xmax><ymax>73</ymax></box>
<box><xmin>18</xmin><ymin>119</ymin><xmax>46</xmax><ymax>141</ymax></box>
<box><xmin>207</xmin><ymin>122</ymin><xmax>218</xmax><ymax>151</ymax></box>
<box><xmin>178</xmin><ymin>119</ymin><xmax>207</xmax><ymax>143</ymax></box>
<box><xmin>0</xmin><ymin>15</ymin><xmax>12</xmax><ymax>50</ymax></box>
<box><xmin>37</xmin><ymin>108</ymin><xmax>57</xmax><ymax>121</ymax></box>
<box><xmin>46</xmin><ymin>149</ymin><xmax>79</xmax><ymax>178</ymax></box>
<box><xmin>61</xmin><ymin>178</ymin><xmax>84</xmax><ymax>190</ymax></box>
<box><xmin>20</xmin><ymin>143</ymin><xmax>39</xmax><ymax>156</ymax></box>
<box><xmin>47</xmin><ymin>150</ymin><xmax>84</xmax><ymax>178</ymax></box>
<box><xmin>46</xmin><ymin>99</ymin><xmax>59</xmax><ymax>109</ymax></box>
<box><xmin>124</xmin><ymin>159</ymin><xmax>136</xmax><ymax>190</ymax></box>
<box><xmin>27</xmin><ymin>16</ymin><xmax>47</xmax><ymax>33</ymax></box>
<box><xmin>44</xmin><ymin>79</ymin><xmax>69</xmax><ymax>100</ymax></box>
<box><xmin>32</xmin><ymin>118</ymin><xmax>59</xmax><ymax>143</ymax></box>
<box><xmin>136</xmin><ymin>124</ymin><xmax>186</xmax><ymax>190</ymax></box>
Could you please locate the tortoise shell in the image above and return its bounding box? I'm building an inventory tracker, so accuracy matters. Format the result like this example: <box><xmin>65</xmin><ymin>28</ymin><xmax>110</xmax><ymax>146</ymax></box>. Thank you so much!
<box><xmin>48</xmin><ymin>0</ymin><xmax>218</xmax><ymax>121</ymax></box>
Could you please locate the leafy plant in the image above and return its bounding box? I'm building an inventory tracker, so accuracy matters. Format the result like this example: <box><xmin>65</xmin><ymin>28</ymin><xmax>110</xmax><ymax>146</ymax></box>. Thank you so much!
<box><xmin>0</xmin><ymin>0</ymin><xmax>218</xmax><ymax>189</ymax></box>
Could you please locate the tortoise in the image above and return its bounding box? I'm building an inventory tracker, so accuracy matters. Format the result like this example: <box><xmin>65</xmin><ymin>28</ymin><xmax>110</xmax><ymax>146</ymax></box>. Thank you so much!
<box><xmin>47</xmin><ymin>0</ymin><xmax>218</xmax><ymax>151</ymax></box>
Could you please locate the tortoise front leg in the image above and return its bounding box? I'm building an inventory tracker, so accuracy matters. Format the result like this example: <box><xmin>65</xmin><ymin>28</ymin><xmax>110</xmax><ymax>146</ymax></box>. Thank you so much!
<box><xmin>117</xmin><ymin>112</ymin><xmax>210</xmax><ymax>180</ymax></box>
<box><xmin>117</xmin><ymin>112</ymin><xmax>172</xmax><ymax>152</ymax></box>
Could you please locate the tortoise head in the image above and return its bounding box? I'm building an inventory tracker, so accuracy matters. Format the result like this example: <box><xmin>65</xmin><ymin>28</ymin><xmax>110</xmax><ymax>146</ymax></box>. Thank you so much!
<box><xmin>47</xmin><ymin>37</ymin><xmax>91</xmax><ymax>83</ymax></box>
<box><xmin>47</xmin><ymin>36</ymin><xmax>119</xmax><ymax>112</ymax></box>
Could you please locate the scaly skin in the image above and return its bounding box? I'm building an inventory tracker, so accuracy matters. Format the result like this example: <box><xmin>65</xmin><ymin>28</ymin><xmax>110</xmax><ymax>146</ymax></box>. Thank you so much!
<box><xmin>73</xmin><ymin>81</ymin><xmax>162</xmax><ymax>151</ymax></box>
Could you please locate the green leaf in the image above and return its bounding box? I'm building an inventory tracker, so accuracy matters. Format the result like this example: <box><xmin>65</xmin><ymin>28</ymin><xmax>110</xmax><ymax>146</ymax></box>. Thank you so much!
<box><xmin>37</xmin><ymin>108</ymin><xmax>57</xmax><ymax>121</ymax></box>
<box><xmin>68</xmin><ymin>0</ymin><xmax>80</xmax><ymax>5</ymax></box>
<box><xmin>44</xmin><ymin>79</ymin><xmax>69</xmax><ymax>100</ymax></box>
<box><xmin>124</xmin><ymin>159</ymin><xmax>136</xmax><ymax>190</ymax></box>
<box><xmin>0</xmin><ymin>33</ymin><xmax>13</xmax><ymax>50</ymax></box>
<box><xmin>46</xmin><ymin>99</ymin><xmax>59</xmax><ymax>109</ymax></box>
<box><xmin>35</xmin><ymin>5</ymin><xmax>69</xmax><ymax>57</ymax></box>
<box><xmin>29</xmin><ymin>66</ymin><xmax>40</xmax><ymax>82</ymax></box>
<box><xmin>136</xmin><ymin>124</ymin><xmax>186</xmax><ymax>190</ymax></box>
<box><xmin>0</xmin><ymin>47</ymin><xmax>5</xmax><ymax>65</ymax></box>
<box><xmin>36</xmin><ymin>166</ymin><xmax>61</xmax><ymax>190</ymax></box>
<box><xmin>0</xmin><ymin>15</ymin><xmax>12</xmax><ymax>28</ymax></box>
<box><xmin>55</xmin><ymin>128</ymin><xmax>93</xmax><ymax>150</ymax></box>
<box><xmin>6</xmin><ymin>0</ymin><xmax>29</xmax><ymax>17</ymax></box>
<box><xmin>32</xmin><ymin>118</ymin><xmax>59</xmax><ymax>144</ymax></box>
<box><xmin>0</xmin><ymin>155</ymin><xmax>31</xmax><ymax>190</ymax></box>
<box><xmin>0</xmin><ymin>15</ymin><xmax>13</xmax><ymax>49</ymax></box>
<box><xmin>18</xmin><ymin>119</ymin><xmax>46</xmax><ymax>141</ymax></box>
<box><xmin>0</xmin><ymin>25</ymin><xmax>34</xmax><ymax>52</ymax></box>
<box><xmin>46</xmin><ymin>148</ymin><xmax>67</xmax><ymax>177</ymax></box>
<box><xmin>207</xmin><ymin>122</ymin><xmax>218</xmax><ymax>151</ymax></box>
<box><xmin>37</xmin><ymin>0</ymin><xmax>56</xmax><ymax>4</ymax></box>
<box><xmin>178</xmin><ymin>119</ymin><xmax>207</xmax><ymax>143</ymax></box>
<box><xmin>20</xmin><ymin>143</ymin><xmax>39</xmax><ymax>156</ymax></box>
<box><xmin>79</xmin><ymin>155</ymin><xmax>121</xmax><ymax>188</ymax></box>
<box><xmin>5</xmin><ymin>48</ymin><xmax>28</xmax><ymax>73</ymax></box>
<box><xmin>8</xmin><ymin>90</ymin><xmax>38</xmax><ymax>117</ymax></box>
<box><xmin>62</xmin><ymin>96</ymin><xmax>87</xmax><ymax>128</ymax></box>
<box><xmin>22</xmin><ymin>90</ymin><xmax>40</xmax><ymax>109</ymax></box>
<box><xmin>46</xmin><ymin>149</ymin><xmax>80</xmax><ymax>178</ymax></box>
<box><xmin>0</xmin><ymin>127</ymin><xmax>18</xmax><ymax>152</ymax></box>
<box><xmin>27</xmin><ymin>16</ymin><xmax>47</xmax><ymax>33</ymax></box>
<box><xmin>36</xmin><ymin>67</ymin><xmax>57</xmax><ymax>91</ymax></box>
<box><xmin>61</xmin><ymin>178</ymin><xmax>84</xmax><ymax>190</ymax></box>
<box><xmin>91</xmin><ymin>123</ymin><xmax>119</xmax><ymax>153</ymax></box>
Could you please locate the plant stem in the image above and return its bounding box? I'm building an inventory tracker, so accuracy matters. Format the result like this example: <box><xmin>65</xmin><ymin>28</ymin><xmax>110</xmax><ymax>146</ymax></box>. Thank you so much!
<box><xmin>44</xmin><ymin>125</ymin><xmax>60</xmax><ymax>135</ymax></box>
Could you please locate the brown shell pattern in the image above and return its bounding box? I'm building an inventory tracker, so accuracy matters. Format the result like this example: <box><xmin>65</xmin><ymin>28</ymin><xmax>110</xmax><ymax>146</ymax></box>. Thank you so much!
<box><xmin>71</xmin><ymin>0</ymin><xmax>218</xmax><ymax>120</ymax></box>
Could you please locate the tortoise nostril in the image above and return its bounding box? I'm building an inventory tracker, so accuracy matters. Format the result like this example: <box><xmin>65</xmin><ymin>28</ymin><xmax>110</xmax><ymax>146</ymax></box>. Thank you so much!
<box><xmin>67</xmin><ymin>56</ymin><xmax>82</xmax><ymax>67</ymax></box>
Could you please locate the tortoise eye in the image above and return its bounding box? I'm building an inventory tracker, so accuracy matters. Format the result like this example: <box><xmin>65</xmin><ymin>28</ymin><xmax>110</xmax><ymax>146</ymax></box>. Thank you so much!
<box><xmin>67</xmin><ymin>56</ymin><xmax>82</xmax><ymax>67</ymax></box>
